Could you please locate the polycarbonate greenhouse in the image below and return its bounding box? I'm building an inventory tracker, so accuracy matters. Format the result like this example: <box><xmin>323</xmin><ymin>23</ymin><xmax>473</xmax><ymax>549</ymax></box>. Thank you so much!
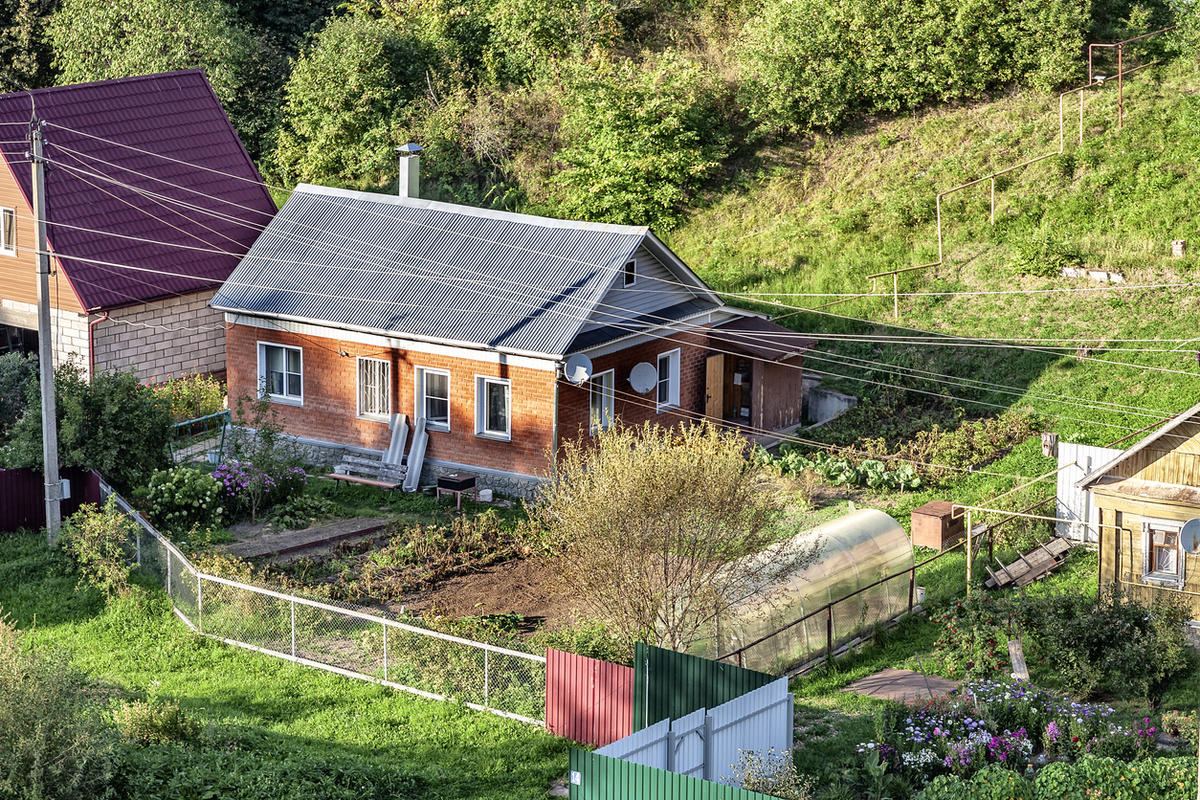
<box><xmin>690</xmin><ymin>508</ymin><xmax>915</xmax><ymax>674</ymax></box>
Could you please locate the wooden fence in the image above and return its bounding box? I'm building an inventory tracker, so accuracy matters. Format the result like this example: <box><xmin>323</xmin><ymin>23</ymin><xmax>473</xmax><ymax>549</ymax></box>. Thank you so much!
<box><xmin>546</xmin><ymin>648</ymin><xmax>634</xmax><ymax>747</ymax></box>
<box><xmin>0</xmin><ymin>468</ymin><xmax>100</xmax><ymax>532</ymax></box>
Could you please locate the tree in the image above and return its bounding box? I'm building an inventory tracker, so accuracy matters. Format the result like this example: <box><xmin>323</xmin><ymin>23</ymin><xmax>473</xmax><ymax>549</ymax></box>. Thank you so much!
<box><xmin>0</xmin><ymin>352</ymin><xmax>36</xmax><ymax>441</ymax></box>
<box><xmin>534</xmin><ymin>421</ymin><xmax>817</xmax><ymax>650</ymax></box>
<box><xmin>0</xmin><ymin>0</ymin><xmax>57</xmax><ymax>88</ymax></box>
<box><xmin>269</xmin><ymin>13</ymin><xmax>430</xmax><ymax>187</ymax></box>
<box><xmin>546</xmin><ymin>50</ymin><xmax>728</xmax><ymax>231</ymax></box>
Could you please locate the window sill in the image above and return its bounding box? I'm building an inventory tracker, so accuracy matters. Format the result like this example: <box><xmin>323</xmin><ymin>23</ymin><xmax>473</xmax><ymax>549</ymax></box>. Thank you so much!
<box><xmin>656</xmin><ymin>404</ymin><xmax>680</xmax><ymax>414</ymax></box>
<box><xmin>475</xmin><ymin>431</ymin><xmax>511</xmax><ymax>443</ymax></box>
<box><xmin>0</xmin><ymin>249</ymin><xmax>15</xmax><ymax>258</ymax></box>
<box><xmin>1141</xmin><ymin>572</ymin><xmax>1184</xmax><ymax>588</ymax></box>
<box><xmin>426</xmin><ymin>424</ymin><xmax>451</xmax><ymax>434</ymax></box>
<box><xmin>358</xmin><ymin>413</ymin><xmax>391</xmax><ymax>424</ymax></box>
<box><xmin>261</xmin><ymin>394</ymin><xmax>303</xmax><ymax>407</ymax></box>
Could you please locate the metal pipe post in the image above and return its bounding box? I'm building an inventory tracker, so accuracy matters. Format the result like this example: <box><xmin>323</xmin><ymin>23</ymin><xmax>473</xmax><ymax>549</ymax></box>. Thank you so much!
<box><xmin>1079</xmin><ymin>89</ymin><xmax>1085</xmax><ymax>145</ymax></box>
<box><xmin>291</xmin><ymin>599</ymin><xmax>296</xmax><ymax>659</ymax></box>
<box><xmin>892</xmin><ymin>273</ymin><xmax>899</xmax><ymax>320</ymax></box>
<box><xmin>1117</xmin><ymin>45</ymin><xmax>1124</xmax><ymax>128</ymax></box>
<box><xmin>908</xmin><ymin>568</ymin><xmax>915</xmax><ymax>614</ymax></box>
<box><xmin>197</xmin><ymin>575</ymin><xmax>203</xmax><ymax>634</ymax></box>
<box><xmin>1058</xmin><ymin>93</ymin><xmax>1064</xmax><ymax>153</ymax></box>
<box><xmin>166</xmin><ymin>549</ymin><xmax>172</xmax><ymax>596</ymax></box>
<box><xmin>825</xmin><ymin>605</ymin><xmax>833</xmax><ymax>667</ymax></box>
<box><xmin>484</xmin><ymin>649</ymin><xmax>490</xmax><ymax>708</ymax></box>
<box><xmin>965</xmin><ymin>510</ymin><xmax>973</xmax><ymax>595</ymax></box>
<box><xmin>989</xmin><ymin>178</ymin><xmax>995</xmax><ymax>224</ymax></box>
<box><xmin>935</xmin><ymin>195</ymin><xmax>943</xmax><ymax>265</ymax></box>
<box><xmin>382</xmin><ymin>622</ymin><xmax>388</xmax><ymax>681</ymax></box>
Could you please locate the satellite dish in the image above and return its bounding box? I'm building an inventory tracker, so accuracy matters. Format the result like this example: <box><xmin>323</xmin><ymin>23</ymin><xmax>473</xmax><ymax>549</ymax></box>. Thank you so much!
<box><xmin>1182</xmin><ymin>519</ymin><xmax>1200</xmax><ymax>555</ymax></box>
<box><xmin>629</xmin><ymin>362</ymin><xmax>657</xmax><ymax>394</ymax></box>
<box><xmin>563</xmin><ymin>353</ymin><xmax>593</xmax><ymax>384</ymax></box>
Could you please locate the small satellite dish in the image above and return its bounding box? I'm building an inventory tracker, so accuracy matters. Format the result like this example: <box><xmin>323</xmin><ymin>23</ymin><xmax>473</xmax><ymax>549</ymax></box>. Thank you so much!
<box><xmin>1181</xmin><ymin>519</ymin><xmax>1200</xmax><ymax>555</ymax></box>
<box><xmin>628</xmin><ymin>362</ymin><xmax>657</xmax><ymax>394</ymax></box>
<box><xmin>563</xmin><ymin>353</ymin><xmax>593</xmax><ymax>384</ymax></box>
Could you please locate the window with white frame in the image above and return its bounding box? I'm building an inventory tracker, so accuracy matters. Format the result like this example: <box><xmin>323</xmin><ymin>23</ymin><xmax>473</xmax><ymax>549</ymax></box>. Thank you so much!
<box><xmin>416</xmin><ymin>368</ymin><xmax>450</xmax><ymax>431</ymax></box>
<box><xmin>623</xmin><ymin>259</ymin><xmax>637</xmax><ymax>287</ymax></box>
<box><xmin>0</xmin><ymin>208</ymin><xmax>14</xmax><ymax>255</ymax></box>
<box><xmin>357</xmin><ymin>357</ymin><xmax>390</xmax><ymax>420</ymax></box>
<box><xmin>656</xmin><ymin>348</ymin><xmax>680</xmax><ymax>410</ymax></box>
<box><xmin>590</xmin><ymin>370</ymin><xmax>614</xmax><ymax>434</ymax></box>
<box><xmin>475</xmin><ymin>376</ymin><xmax>510</xmax><ymax>439</ymax></box>
<box><xmin>258</xmin><ymin>342</ymin><xmax>302</xmax><ymax>403</ymax></box>
<box><xmin>1142</xmin><ymin>519</ymin><xmax>1185</xmax><ymax>587</ymax></box>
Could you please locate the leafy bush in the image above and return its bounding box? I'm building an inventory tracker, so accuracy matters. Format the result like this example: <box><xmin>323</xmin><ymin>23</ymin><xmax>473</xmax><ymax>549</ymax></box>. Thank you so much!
<box><xmin>1162</xmin><ymin>709</ymin><xmax>1198</xmax><ymax>752</ymax></box>
<box><xmin>113</xmin><ymin>697</ymin><xmax>202</xmax><ymax>746</ymax></box>
<box><xmin>60</xmin><ymin>498</ymin><xmax>138</xmax><ymax>599</ymax></box>
<box><xmin>152</xmin><ymin>374</ymin><xmax>226</xmax><ymax>423</ymax></box>
<box><xmin>1008</xmin><ymin>230</ymin><xmax>1085</xmax><ymax>277</ymax></box>
<box><xmin>1021</xmin><ymin>591</ymin><xmax>1190</xmax><ymax>701</ymax></box>
<box><xmin>1033</xmin><ymin>756</ymin><xmax>1196</xmax><ymax>799</ymax></box>
<box><xmin>0</xmin><ymin>613</ymin><xmax>116</xmax><ymax>800</ymax></box>
<box><xmin>530</xmin><ymin>619</ymin><xmax>633</xmax><ymax>665</ymax></box>
<box><xmin>931</xmin><ymin>593</ymin><xmax>1022</xmax><ymax>678</ymax></box>
<box><xmin>145</xmin><ymin>467</ymin><xmax>224</xmax><ymax>533</ymax></box>
<box><xmin>268</xmin><ymin>492</ymin><xmax>339</xmax><ymax>530</ymax></box>
<box><xmin>728</xmin><ymin>748</ymin><xmax>814</xmax><ymax>799</ymax></box>
<box><xmin>0</xmin><ymin>352</ymin><xmax>36</xmax><ymax>441</ymax></box>
<box><xmin>770</xmin><ymin>446</ymin><xmax>921</xmax><ymax>490</ymax></box>
<box><xmin>213</xmin><ymin>461</ymin><xmax>307</xmax><ymax>522</ymax></box>
<box><xmin>737</xmin><ymin>0</ymin><xmax>1087</xmax><ymax>136</ymax></box>
<box><xmin>915</xmin><ymin>765</ymin><xmax>1034</xmax><ymax>800</ymax></box>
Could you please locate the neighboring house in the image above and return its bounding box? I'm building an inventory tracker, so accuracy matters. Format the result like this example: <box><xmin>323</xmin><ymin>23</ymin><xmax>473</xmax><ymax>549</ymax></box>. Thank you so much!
<box><xmin>1076</xmin><ymin>401</ymin><xmax>1200</xmax><ymax>618</ymax></box>
<box><xmin>212</xmin><ymin>179</ymin><xmax>813</xmax><ymax>496</ymax></box>
<box><xmin>0</xmin><ymin>71</ymin><xmax>276</xmax><ymax>381</ymax></box>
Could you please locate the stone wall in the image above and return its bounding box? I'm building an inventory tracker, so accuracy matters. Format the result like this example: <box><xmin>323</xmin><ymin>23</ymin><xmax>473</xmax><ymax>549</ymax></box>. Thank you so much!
<box><xmin>93</xmin><ymin>289</ymin><xmax>225</xmax><ymax>382</ymax></box>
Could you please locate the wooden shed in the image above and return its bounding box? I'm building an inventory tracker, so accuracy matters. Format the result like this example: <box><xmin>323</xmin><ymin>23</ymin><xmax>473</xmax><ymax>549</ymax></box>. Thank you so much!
<box><xmin>1076</xmin><ymin>401</ymin><xmax>1200</xmax><ymax>618</ymax></box>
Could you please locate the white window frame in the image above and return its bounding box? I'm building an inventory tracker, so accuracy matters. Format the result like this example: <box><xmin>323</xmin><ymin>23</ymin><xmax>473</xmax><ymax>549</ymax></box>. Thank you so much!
<box><xmin>475</xmin><ymin>375</ymin><xmax>511</xmax><ymax>441</ymax></box>
<box><xmin>0</xmin><ymin>207</ymin><xmax>14</xmax><ymax>256</ymax></box>
<box><xmin>415</xmin><ymin>367</ymin><xmax>451</xmax><ymax>432</ymax></box>
<box><xmin>1141</xmin><ymin>518</ymin><xmax>1185</xmax><ymax>588</ymax></box>
<box><xmin>622</xmin><ymin>258</ymin><xmax>637</xmax><ymax>287</ymax></box>
<box><xmin>356</xmin><ymin>356</ymin><xmax>391</xmax><ymax>421</ymax></box>
<box><xmin>656</xmin><ymin>348</ymin><xmax>681</xmax><ymax>411</ymax></box>
<box><xmin>590</xmin><ymin>369</ymin><xmax>615</xmax><ymax>434</ymax></box>
<box><xmin>257</xmin><ymin>341</ymin><xmax>303</xmax><ymax>405</ymax></box>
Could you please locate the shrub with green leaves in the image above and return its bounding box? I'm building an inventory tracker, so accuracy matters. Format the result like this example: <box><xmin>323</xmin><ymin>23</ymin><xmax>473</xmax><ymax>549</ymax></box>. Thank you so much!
<box><xmin>0</xmin><ymin>613</ymin><xmax>116</xmax><ymax>800</ymax></box>
<box><xmin>1008</xmin><ymin>230</ymin><xmax>1085</xmax><ymax>277</ymax></box>
<box><xmin>60</xmin><ymin>498</ymin><xmax>138</xmax><ymax>599</ymax></box>
<box><xmin>113</xmin><ymin>697</ymin><xmax>202</xmax><ymax>746</ymax></box>
<box><xmin>145</xmin><ymin>467</ymin><xmax>224</xmax><ymax>533</ymax></box>
<box><xmin>931</xmin><ymin>593</ymin><xmax>1022</xmax><ymax>678</ymax></box>
<box><xmin>0</xmin><ymin>351</ymin><xmax>36</xmax><ymax>441</ymax></box>
<box><xmin>770</xmin><ymin>446</ymin><xmax>921</xmax><ymax>491</ymax></box>
<box><xmin>153</xmin><ymin>374</ymin><xmax>226</xmax><ymax>423</ymax></box>
<box><xmin>1033</xmin><ymin>756</ymin><xmax>1196</xmax><ymax>799</ymax></box>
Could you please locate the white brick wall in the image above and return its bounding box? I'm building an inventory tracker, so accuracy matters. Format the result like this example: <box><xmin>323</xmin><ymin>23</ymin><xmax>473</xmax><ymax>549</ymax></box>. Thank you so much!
<box><xmin>92</xmin><ymin>290</ymin><xmax>226</xmax><ymax>383</ymax></box>
<box><xmin>0</xmin><ymin>298</ymin><xmax>89</xmax><ymax>373</ymax></box>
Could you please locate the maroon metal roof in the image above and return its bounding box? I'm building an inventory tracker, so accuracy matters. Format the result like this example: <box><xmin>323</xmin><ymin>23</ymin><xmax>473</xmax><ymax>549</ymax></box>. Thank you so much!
<box><xmin>0</xmin><ymin>70</ymin><xmax>276</xmax><ymax>311</ymax></box>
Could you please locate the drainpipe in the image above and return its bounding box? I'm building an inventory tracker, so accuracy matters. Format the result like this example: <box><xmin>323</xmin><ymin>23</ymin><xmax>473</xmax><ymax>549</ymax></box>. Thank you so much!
<box><xmin>88</xmin><ymin>312</ymin><xmax>108</xmax><ymax>381</ymax></box>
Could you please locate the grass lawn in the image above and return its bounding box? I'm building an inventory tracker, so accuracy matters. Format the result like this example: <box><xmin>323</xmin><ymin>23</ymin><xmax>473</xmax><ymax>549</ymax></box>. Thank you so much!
<box><xmin>0</xmin><ymin>531</ymin><xmax>567</xmax><ymax>800</ymax></box>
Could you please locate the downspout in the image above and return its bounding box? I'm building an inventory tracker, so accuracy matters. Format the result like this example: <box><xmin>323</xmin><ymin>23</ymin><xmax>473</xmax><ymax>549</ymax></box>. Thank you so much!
<box><xmin>550</xmin><ymin>364</ymin><xmax>561</xmax><ymax>481</ymax></box>
<box><xmin>88</xmin><ymin>312</ymin><xmax>109</xmax><ymax>381</ymax></box>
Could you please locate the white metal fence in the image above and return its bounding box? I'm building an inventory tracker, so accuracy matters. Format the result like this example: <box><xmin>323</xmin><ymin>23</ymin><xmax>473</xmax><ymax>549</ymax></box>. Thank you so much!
<box><xmin>99</xmin><ymin>479</ymin><xmax>547</xmax><ymax>725</ymax></box>
<box><xmin>1056</xmin><ymin>442</ymin><xmax>1121</xmax><ymax>542</ymax></box>
<box><xmin>594</xmin><ymin>677</ymin><xmax>793</xmax><ymax>784</ymax></box>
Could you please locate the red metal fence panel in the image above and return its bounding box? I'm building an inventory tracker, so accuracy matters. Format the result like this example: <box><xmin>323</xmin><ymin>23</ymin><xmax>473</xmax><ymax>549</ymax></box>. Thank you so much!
<box><xmin>546</xmin><ymin>648</ymin><xmax>634</xmax><ymax>747</ymax></box>
<box><xmin>0</xmin><ymin>468</ymin><xmax>102</xmax><ymax>532</ymax></box>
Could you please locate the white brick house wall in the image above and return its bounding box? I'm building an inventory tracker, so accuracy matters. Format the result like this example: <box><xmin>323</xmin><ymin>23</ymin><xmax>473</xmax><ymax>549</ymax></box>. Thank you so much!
<box><xmin>92</xmin><ymin>290</ymin><xmax>226</xmax><ymax>383</ymax></box>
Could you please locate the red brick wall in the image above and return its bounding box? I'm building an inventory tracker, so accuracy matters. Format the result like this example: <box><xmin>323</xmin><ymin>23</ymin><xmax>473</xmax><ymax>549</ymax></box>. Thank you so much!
<box><xmin>225</xmin><ymin>324</ymin><xmax>558</xmax><ymax>477</ymax></box>
<box><xmin>556</xmin><ymin>330</ymin><xmax>711</xmax><ymax>444</ymax></box>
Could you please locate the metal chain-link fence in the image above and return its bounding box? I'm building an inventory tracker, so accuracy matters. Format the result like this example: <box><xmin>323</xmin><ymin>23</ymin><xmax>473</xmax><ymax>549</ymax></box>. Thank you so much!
<box><xmin>99</xmin><ymin>479</ymin><xmax>546</xmax><ymax>724</ymax></box>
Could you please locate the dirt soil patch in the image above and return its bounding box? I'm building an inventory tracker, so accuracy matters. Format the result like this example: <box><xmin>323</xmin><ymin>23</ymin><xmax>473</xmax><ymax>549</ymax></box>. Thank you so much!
<box><xmin>383</xmin><ymin>557</ymin><xmax>575</xmax><ymax>630</ymax></box>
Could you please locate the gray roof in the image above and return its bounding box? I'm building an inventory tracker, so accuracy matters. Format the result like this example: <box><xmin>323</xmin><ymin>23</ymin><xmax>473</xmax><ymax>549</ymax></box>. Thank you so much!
<box><xmin>212</xmin><ymin>184</ymin><xmax>717</xmax><ymax>356</ymax></box>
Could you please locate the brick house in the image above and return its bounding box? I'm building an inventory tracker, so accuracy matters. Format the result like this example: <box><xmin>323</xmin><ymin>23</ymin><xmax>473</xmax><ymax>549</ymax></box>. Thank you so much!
<box><xmin>0</xmin><ymin>71</ymin><xmax>276</xmax><ymax>381</ymax></box>
<box><xmin>212</xmin><ymin>182</ymin><xmax>813</xmax><ymax>495</ymax></box>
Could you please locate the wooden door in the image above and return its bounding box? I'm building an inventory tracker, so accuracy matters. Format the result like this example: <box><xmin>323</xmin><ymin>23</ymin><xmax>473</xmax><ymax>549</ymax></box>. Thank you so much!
<box><xmin>705</xmin><ymin>354</ymin><xmax>724</xmax><ymax>420</ymax></box>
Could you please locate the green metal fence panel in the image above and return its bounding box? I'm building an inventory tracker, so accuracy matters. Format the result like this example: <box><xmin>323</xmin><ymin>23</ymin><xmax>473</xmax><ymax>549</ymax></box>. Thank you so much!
<box><xmin>632</xmin><ymin>643</ymin><xmax>776</xmax><ymax>731</ymax></box>
<box><xmin>569</xmin><ymin>749</ymin><xmax>775</xmax><ymax>800</ymax></box>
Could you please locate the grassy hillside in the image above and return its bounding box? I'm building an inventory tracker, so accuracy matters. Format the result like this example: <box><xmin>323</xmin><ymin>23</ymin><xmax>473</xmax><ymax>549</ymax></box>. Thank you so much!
<box><xmin>668</xmin><ymin>60</ymin><xmax>1200</xmax><ymax>449</ymax></box>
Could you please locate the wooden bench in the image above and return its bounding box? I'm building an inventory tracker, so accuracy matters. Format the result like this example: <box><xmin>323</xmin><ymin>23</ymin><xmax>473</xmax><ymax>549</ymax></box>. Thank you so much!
<box><xmin>325</xmin><ymin>473</ymin><xmax>401</xmax><ymax>491</ymax></box>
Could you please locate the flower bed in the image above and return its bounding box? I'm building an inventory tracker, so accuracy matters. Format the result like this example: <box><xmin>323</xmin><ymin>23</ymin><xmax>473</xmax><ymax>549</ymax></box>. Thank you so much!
<box><xmin>860</xmin><ymin>680</ymin><xmax>1160</xmax><ymax>786</ymax></box>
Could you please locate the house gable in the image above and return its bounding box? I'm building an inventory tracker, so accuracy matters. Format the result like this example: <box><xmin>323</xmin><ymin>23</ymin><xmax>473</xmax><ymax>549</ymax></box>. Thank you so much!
<box><xmin>580</xmin><ymin>238</ymin><xmax>717</xmax><ymax>334</ymax></box>
<box><xmin>1077</xmin><ymin>401</ymin><xmax>1200</xmax><ymax>490</ymax></box>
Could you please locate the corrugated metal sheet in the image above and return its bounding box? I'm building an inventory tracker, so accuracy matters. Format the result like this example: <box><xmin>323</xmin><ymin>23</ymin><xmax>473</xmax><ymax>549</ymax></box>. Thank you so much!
<box><xmin>569</xmin><ymin>749</ymin><xmax>776</xmax><ymax>800</ymax></box>
<box><xmin>1057</xmin><ymin>442</ymin><xmax>1122</xmax><ymax>541</ymax></box>
<box><xmin>212</xmin><ymin>184</ymin><xmax>654</xmax><ymax>356</ymax></box>
<box><xmin>0</xmin><ymin>71</ymin><xmax>276</xmax><ymax>311</ymax></box>
<box><xmin>0</xmin><ymin>468</ymin><xmax>101</xmax><ymax>532</ymax></box>
<box><xmin>545</xmin><ymin>648</ymin><xmax>634</xmax><ymax>747</ymax></box>
<box><xmin>633</xmin><ymin>643</ymin><xmax>775</xmax><ymax>730</ymax></box>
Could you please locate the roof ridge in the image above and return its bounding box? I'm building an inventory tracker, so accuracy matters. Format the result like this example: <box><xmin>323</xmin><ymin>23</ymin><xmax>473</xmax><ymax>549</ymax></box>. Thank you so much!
<box><xmin>0</xmin><ymin>69</ymin><xmax>206</xmax><ymax>103</ymax></box>
<box><xmin>292</xmin><ymin>183</ymin><xmax>651</xmax><ymax>236</ymax></box>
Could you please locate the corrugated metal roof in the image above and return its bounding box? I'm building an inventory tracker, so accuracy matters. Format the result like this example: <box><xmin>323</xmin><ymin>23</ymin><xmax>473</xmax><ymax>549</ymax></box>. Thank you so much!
<box><xmin>0</xmin><ymin>70</ymin><xmax>276</xmax><ymax>311</ymax></box>
<box><xmin>213</xmin><ymin>184</ymin><xmax>660</xmax><ymax>356</ymax></box>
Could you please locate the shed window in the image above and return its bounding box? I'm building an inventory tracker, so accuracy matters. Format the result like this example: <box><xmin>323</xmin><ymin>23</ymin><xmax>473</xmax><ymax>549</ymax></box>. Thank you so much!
<box><xmin>357</xmin><ymin>357</ymin><xmax>390</xmax><ymax>420</ymax></box>
<box><xmin>0</xmin><ymin>207</ymin><xmax>14</xmax><ymax>255</ymax></box>
<box><xmin>475</xmin><ymin>376</ymin><xmax>510</xmax><ymax>440</ymax></box>
<box><xmin>416</xmin><ymin>368</ymin><xmax>450</xmax><ymax>432</ymax></box>
<box><xmin>656</xmin><ymin>348</ymin><xmax>680</xmax><ymax>410</ymax></box>
<box><xmin>1142</xmin><ymin>521</ymin><xmax>1185</xmax><ymax>587</ymax></box>
<box><xmin>258</xmin><ymin>342</ymin><xmax>302</xmax><ymax>404</ymax></box>
<box><xmin>590</xmin><ymin>370</ymin><xmax>614</xmax><ymax>434</ymax></box>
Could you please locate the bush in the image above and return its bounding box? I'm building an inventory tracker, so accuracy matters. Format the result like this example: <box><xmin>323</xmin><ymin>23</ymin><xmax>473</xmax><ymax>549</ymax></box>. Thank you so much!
<box><xmin>268</xmin><ymin>492</ymin><xmax>338</xmax><ymax>530</ymax></box>
<box><xmin>770</xmin><ymin>446</ymin><xmax>921</xmax><ymax>491</ymax></box>
<box><xmin>931</xmin><ymin>593</ymin><xmax>1022</xmax><ymax>678</ymax></box>
<box><xmin>915</xmin><ymin>765</ymin><xmax>1034</xmax><ymax>800</ymax></box>
<box><xmin>0</xmin><ymin>352</ymin><xmax>36</xmax><ymax>441</ymax></box>
<box><xmin>113</xmin><ymin>697</ymin><xmax>202</xmax><ymax>746</ymax></box>
<box><xmin>1034</xmin><ymin>756</ymin><xmax>1196</xmax><ymax>799</ymax></box>
<box><xmin>145</xmin><ymin>467</ymin><xmax>224</xmax><ymax>533</ymax></box>
<box><xmin>213</xmin><ymin>461</ymin><xmax>307</xmax><ymax>522</ymax></box>
<box><xmin>728</xmin><ymin>748</ymin><xmax>814</xmax><ymax>799</ymax></box>
<box><xmin>0</xmin><ymin>613</ymin><xmax>116</xmax><ymax>800</ymax></box>
<box><xmin>1008</xmin><ymin>230</ymin><xmax>1085</xmax><ymax>277</ymax></box>
<box><xmin>152</xmin><ymin>374</ymin><xmax>225</xmax><ymax>423</ymax></box>
<box><xmin>60</xmin><ymin>498</ymin><xmax>138</xmax><ymax>599</ymax></box>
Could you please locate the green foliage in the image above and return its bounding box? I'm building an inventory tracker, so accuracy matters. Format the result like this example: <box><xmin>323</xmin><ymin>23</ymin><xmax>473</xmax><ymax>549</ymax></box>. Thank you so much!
<box><xmin>547</xmin><ymin>50</ymin><xmax>728</xmax><ymax>230</ymax></box>
<box><xmin>931</xmin><ymin>593</ymin><xmax>1022</xmax><ymax>678</ymax></box>
<box><xmin>1161</xmin><ymin>709</ymin><xmax>1199</xmax><ymax>752</ymax></box>
<box><xmin>529</xmin><ymin>619</ymin><xmax>633</xmax><ymax>665</ymax></box>
<box><xmin>0</xmin><ymin>0</ymin><xmax>56</xmax><ymax>87</ymax></box>
<box><xmin>1021</xmin><ymin>591</ymin><xmax>1191</xmax><ymax>701</ymax></box>
<box><xmin>770</xmin><ymin>446</ymin><xmax>921</xmax><ymax>490</ymax></box>
<box><xmin>0</xmin><ymin>352</ymin><xmax>35</xmax><ymax>441</ymax></box>
<box><xmin>485</xmin><ymin>0</ymin><xmax>619</xmax><ymax>83</ymax></box>
<box><xmin>0</xmin><ymin>612</ymin><xmax>116</xmax><ymax>800</ymax></box>
<box><xmin>152</xmin><ymin>374</ymin><xmax>226</xmax><ymax>424</ymax></box>
<box><xmin>269</xmin><ymin>13</ymin><xmax>429</xmax><ymax>187</ymax></box>
<box><xmin>145</xmin><ymin>467</ymin><xmax>224</xmax><ymax>533</ymax></box>
<box><xmin>915</xmin><ymin>765</ymin><xmax>1034</xmax><ymax>800</ymax></box>
<box><xmin>728</xmin><ymin>748</ymin><xmax>814</xmax><ymax>799</ymax></box>
<box><xmin>1033</xmin><ymin>756</ymin><xmax>1196</xmax><ymax>799</ymax></box>
<box><xmin>60</xmin><ymin>498</ymin><xmax>138</xmax><ymax>599</ymax></box>
<box><xmin>267</xmin><ymin>492</ymin><xmax>338</xmax><ymax>530</ymax></box>
<box><xmin>113</xmin><ymin>697</ymin><xmax>202</xmax><ymax>746</ymax></box>
<box><xmin>737</xmin><ymin>0</ymin><xmax>1088</xmax><ymax>136</ymax></box>
<box><xmin>3</xmin><ymin>364</ymin><xmax>173</xmax><ymax>492</ymax></box>
<box><xmin>1008</xmin><ymin>229</ymin><xmax>1084</xmax><ymax>277</ymax></box>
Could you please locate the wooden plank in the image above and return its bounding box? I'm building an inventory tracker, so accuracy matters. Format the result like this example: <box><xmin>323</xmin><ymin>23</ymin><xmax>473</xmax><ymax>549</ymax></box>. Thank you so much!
<box><xmin>1008</xmin><ymin>639</ymin><xmax>1029</xmax><ymax>680</ymax></box>
<box><xmin>704</xmin><ymin>355</ymin><xmax>724</xmax><ymax>420</ymax></box>
<box><xmin>325</xmin><ymin>473</ymin><xmax>400</xmax><ymax>489</ymax></box>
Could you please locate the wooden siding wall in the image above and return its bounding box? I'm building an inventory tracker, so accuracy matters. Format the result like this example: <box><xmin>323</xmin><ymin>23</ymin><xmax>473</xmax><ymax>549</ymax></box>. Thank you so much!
<box><xmin>1095</xmin><ymin>497</ymin><xmax>1200</xmax><ymax>618</ymax></box>
<box><xmin>545</xmin><ymin>649</ymin><xmax>634</xmax><ymax>747</ymax></box>
<box><xmin>1114</xmin><ymin>422</ymin><xmax>1200</xmax><ymax>484</ymax></box>
<box><xmin>0</xmin><ymin>159</ymin><xmax>82</xmax><ymax>312</ymax></box>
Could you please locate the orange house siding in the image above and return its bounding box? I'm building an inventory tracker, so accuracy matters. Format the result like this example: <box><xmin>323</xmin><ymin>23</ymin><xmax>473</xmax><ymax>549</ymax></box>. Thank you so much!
<box><xmin>0</xmin><ymin>157</ymin><xmax>83</xmax><ymax>313</ymax></box>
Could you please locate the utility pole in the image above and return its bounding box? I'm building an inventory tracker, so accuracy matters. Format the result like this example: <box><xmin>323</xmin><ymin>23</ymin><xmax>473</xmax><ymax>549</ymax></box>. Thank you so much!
<box><xmin>30</xmin><ymin>119</ymin><xmax>62</xmax><ymax>542</ymax></box>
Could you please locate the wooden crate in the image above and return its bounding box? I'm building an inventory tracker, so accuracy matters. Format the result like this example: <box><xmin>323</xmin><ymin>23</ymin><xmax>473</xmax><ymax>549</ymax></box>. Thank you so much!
<box><xmin>911</xmin><ymin>500</ymin><xmax>964</xmax><ymax>551</ymax></box>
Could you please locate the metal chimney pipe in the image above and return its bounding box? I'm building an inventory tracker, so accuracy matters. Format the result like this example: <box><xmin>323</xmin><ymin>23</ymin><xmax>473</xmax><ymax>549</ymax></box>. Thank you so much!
<box><xmin>396</xmin><ymin>142</ymin><xmax>422</xmax><ymax>198</ymax></box>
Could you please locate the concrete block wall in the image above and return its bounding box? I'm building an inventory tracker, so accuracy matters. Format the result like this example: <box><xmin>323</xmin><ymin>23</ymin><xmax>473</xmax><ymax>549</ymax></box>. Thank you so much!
<box><xmin>0</xmin><ymin>297</ymin><xmax>89</xmax><ymax>372</ymax></box>
<box><xmin>92</xmin><ymin>290</ymin><xmax>225</xmax><ymax>383</ymax></box>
